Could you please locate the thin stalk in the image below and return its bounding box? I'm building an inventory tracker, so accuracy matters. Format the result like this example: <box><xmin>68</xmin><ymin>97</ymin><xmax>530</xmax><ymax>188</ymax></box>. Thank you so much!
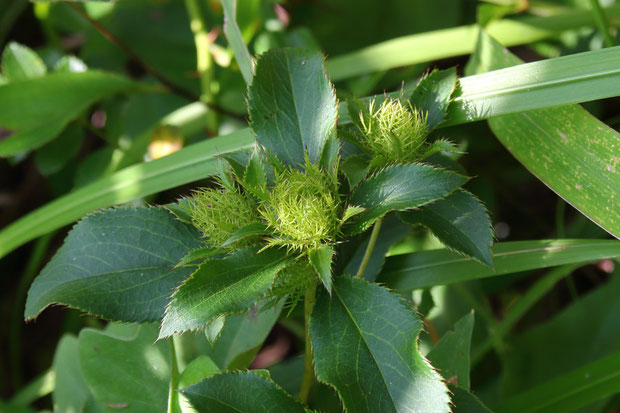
<box><xmin>167</xmin><ymin>338</ymin><xmax>180</xmax><ymax>413</ymax></box>
<box><xmin>299</xmin><ymin>282</ymin><xmax>317</xmax><ymax>404</ymax></box>
<box><xmin>355</xmin><ymin>217</ymin><xmax>383</xmax><ymax>278</ymax></box>
<box><xmin>10</xmin><ymin>232</ymin><xmax>54</xmax><ymax>388</ymax></box>
<box><xmin>184</xmin><ymin>0</ymin><xmax>217</xmax><ymax>130</ymax></box>
<box><xmin>589</xmin><ymin>0</ymin><xmax>616</xmax><ymax>47</ymax></box>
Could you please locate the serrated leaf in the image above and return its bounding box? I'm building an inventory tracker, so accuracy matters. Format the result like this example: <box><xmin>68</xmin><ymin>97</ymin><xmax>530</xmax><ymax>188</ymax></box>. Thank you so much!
<box><xmin>341</xmin><ymin>205</ymin><xmax>366</xmax><ymax>223</ymax></box>
<box><xmin>181</xmin><ymin>371</ymin><xmax>307</xmax><ymax>413</ymax></box>
<box><xmin>399</xmin><ymin>190</ymin><xmax>493</xmax><ymax>266</ymax></box>
<box><xmin>1</xmin><ymin>42</ymin><xmax>47</xmax><ymax>81</ymax></box>
<box><xmin>310</xmin><ymin>276</ymin><xmax>450</xmax><ymax>413</ymax></box>
<box><xmin>428</xmin><ymin>311</ymin><xmax>475</xmax><ymax>390</ymax></box>
<box><xmin>340</xmin><ymin>154</ymin><xmax>369</xmax><ymax>188</ymax></box>
<box><xmin>309</xmin><ymin>245</ymin><xmax>334</xmax><ymax>295</ymax></box>
<box><xmin>159</xmin><ymin>247</ymin><xmax>291</xmax><ymax>338</ymax></box>
<box><xmin>451</xmin><ymin>385</ymin><xmax>493</xmax><ymax>413</ymax></box>
<box><xmin>220</xmin><ymin>148</ymin><xmax>252</xmax><ymax>180</ymax></box>
<box><xmin>410</xmin><ymin>68</ymin><xmax>457</xmax><ymax>130</ymax></box>
<box><xmin>346</xmin><ymin>163</ymin><xmax>468</xmax><ymax>235</ymax></box>
<box><xmin>243</xmin><ymin>148</ymin><xmax>268</xmax><ymax>199</ymax></box>
<box><xmin>420</xmin><ymin>138</ymin><xmax>462</xmax><ymax>161</ymax></box>
<box><xmin>79</xmin><ymin>325</ymin><xmax>171</xmax><ymax>413</ymax></box>
<box><xmin>221</xmin><ymin>222</ymin><xmax>269</xmax><ymax>248</ymax></box>
<box><xmin>204</xmin><ymin>315</ymin><xmax>226</xmax><ymax>345</ymax></box>
<box><xmin>0</xmin><ymin>71</ymin><xmax>138</xmax><ymax>156</ymax></box>
<box><xmin>25</xmin><ymin>207</ymin><xmax>202</xmax><ymax>322</ymax></box>
<box><xmin>165</xmin><ymin>198</ymin><xmax>194</xmax><ymax>224</ymax></box>
<box><xmin>248</xmin><ymin>48</ymin><xmax>338</xmax><ymax>167</ymax></box>
<box><xmin>175</xmin><ymin>246</ymin><xmax>220</xmax><ymax>268</ymax></box>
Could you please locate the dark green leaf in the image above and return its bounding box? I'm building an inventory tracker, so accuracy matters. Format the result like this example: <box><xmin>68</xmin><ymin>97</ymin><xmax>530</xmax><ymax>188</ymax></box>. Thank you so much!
<box><xmin>248</xmin><ymin>48</ymin><xmax>338</xmax><ymax>167</ymax></box>
<box><xmin>346</xmin><ymin>163</ymin><xmax>467</xmax><ymax>234</ymax></box>
<box><xmin>25</xmin><ymin>207</ymin><xmax>202</xmax><ymax>322</ymax></box>
<box><xmin>159</xmin><ymin>247</ymin><xmax>291</xmax><ymax>338</ymax></box>
<box><xmin>243</xmin><ymin>149</ymin><xmax>268</xmax><ymax>199</ymax></box>
<box><xmin>310</xmin><ymin>276</ymin><xmax>450</xmax><ymax>413</ymax></box>
<box><xmin>450</xmin><ymin>385</ymin><xmax>493</xmax><ymax>413</ymax></box>
<box><xmin>220</xmin><ymin>149</ymin><xmax>253</xmax><ymax>180</ymax></box>
<box><xmin>428</xmin><ymin>312</ymin><xmax>475</xmax><ymax>390</ymax></box>
<box><xmin>410</xmin><ymin>68</ymin><xmax>457</xmax><ymax>130</ymax></box>
<box><xmin>79</xmin><ymin>325</ymin><xmax>170</xmax><ymax>413</ymax></box>
<box><xmin>1</xmin><ymin>42</ymin><xmax>46</xmax><ymax>81</ymax></box>
<box><xmin>341</xmin><ymin>154</ymin><xmax>369</xmax><ymax>188</ymax></box>
<box><xmin>33</xmin><ymin>122</ymin><xmax>84</xmax><ymax>176</ymax></box>
<box><xmin>181</xmin><ymin>371</ymin><xmax>307</xmax><ymax>413</ymax></box>
<box><xmin>0</xmin><ymin>71</ymin><xmax>138</xmax><ymax>156</ymax></box>
<box><xmin>399</xmin><ymin>190</ymin><xmax>493</xmax><ymax>266</ymax></box>
<box><xmin>203</xmin><ymin>301</ymin><xmax>284</xmax><ymax>369</ymax></box>
<box><xmin>381</xmin><ymin>239</ymin><xmax>620</xmax><ymax>291</ymax></box>
<box><xmin>309</xmin><ymin>245</ymin><xmax>334</xmax><ymax>295</ymax></box>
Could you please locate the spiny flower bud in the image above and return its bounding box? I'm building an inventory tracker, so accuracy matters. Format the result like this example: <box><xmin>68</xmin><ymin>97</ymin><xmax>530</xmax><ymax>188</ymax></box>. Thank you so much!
<box><xmin>188</xmin><ymin>186</ymin><xmax>259</xmax><ymax>248</ymax></box>
<box><xmin>260</xmin><ymin>161</ymin><xmax>339</xmax><ymax>252</ymax></box>
<box><xmin>359</xmin><ymin>97</ymin><xmax>428</xmax><ymax>163</ymax></box>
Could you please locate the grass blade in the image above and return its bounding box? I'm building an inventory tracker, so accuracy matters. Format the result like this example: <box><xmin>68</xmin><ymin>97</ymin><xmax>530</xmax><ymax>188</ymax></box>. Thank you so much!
<box><xmin>325</xmin><ymin>4</ymin><xmax>620</xmax><ymax>81</ymax></box>
<box><xmin>499</xmin><ymin>350</ymin><xmax>620</xmax><ymax>413</ymax></box>
<box><xmin>379</xmin><ymin>239</ymin><xmax>620</xmax><ymax>291</ymax></box>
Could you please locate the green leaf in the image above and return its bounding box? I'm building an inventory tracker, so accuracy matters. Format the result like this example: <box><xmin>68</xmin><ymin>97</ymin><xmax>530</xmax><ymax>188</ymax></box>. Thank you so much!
<box><xmin>380</xmin><ymin>239</ymin><xmax>620</xmax><ymax>291</ymax></box>
<box><xmin>399</xmin><ymin>190</ymin><xmax>493</xmax><ymax>266</ymax></box>
<box><xmin>52</xmin><ymin>334</ymin><xmax>95</xmax><ymax>413</ymax></box>
<box><xmin>466</xmin><ymin>31</ymin><xmax>620</xmax><ymax>237</ymax></box>
<box><xmin>181</xmin><ymin>371</ymin><xmax>307</xmax><ymax>413</ymax></box>
<box><xmin>79</xmin><ymin>325</ymin><xmax>170</xmax><ymax>413</ymax></box>
<box><xmin>427</xmin><ymin>312</ymin><xmax>475</xmax><ymax>390</ymax></box>
<box><xmin>243</xmin><ymin>148</ymin><xmax>268</xmax><ymax>200</ymax></box>
<box><xmin>346</xmin><ymin>163</ymin><xmax>467</xmax><ymax>234</ymax></box>
<box><xmin>159</xmin><ymin>247</ymin><xmax>291</xmax><ymax>338</ymax></box>
<box><xmin>178</xmin><ymin>355</ymin><xmax>220</xmax><ymax>389</ymax></box>
<box><xmin>221</xmin><ymin>222</ymin><xmax>269</xmax><ymax>248</ymax></box>
<box><xmin>500</xmin><ymin>350</ymin><xmax>620</xmax><ymax>413</ymax></box>
<box><xmin>248</xmin><ymin>48</ymin><xmax>338</xmax><ymax>167</ymax></box>
<box><xmin>25</xmin><ymin>207</ymin><xmax>202</xmax><ymax>322</ymax></box>
<box><xmin>33</xmin><ymin>122</ymin><xmax>84</xmax><ymax>176</ymax></box>
<box><xmin>450</xmin><ymin>385</ymin><xmax>493</xmax><ymax>413</ymax></box>
<box><xmin>410</xmin><ymin>68</ymin><xmax>457</xmax><ymax>130</ymax></box>
<box><xmin>219</xmin><ymin>0</ymin><xmax>254</xmax><ymax>85</ymax></box>
<box><xmin>175</xmin><ymin>246</ymin><xmax>220</xmax><ymax>268</ymax></box>
<box><xmin>0</xmin><ymin>71</ymin><xmax>138</xmax><ymax>157</ymax></box>
<box><xmin>309</xmin><ymin>245</ymin><xmax>334</xmax><ymax>295</ymax></box>
<box><xmin>1</xmin><ymin>42</ymin><xmax>46</xmax><ymax>81</ymax></box>
<box><xmin>0</xmin><ymin>128</ymin><xmax>254</xmax><ymax>260</ymax></box>
<box><xmin>204</xmin><ymin>301</ymin><xmax>284</xmax><ymax>369</ymax></box>
<box><xmin>204</xmin><ymin>315</ymin><xmax>226</xmax><ymax>345</ymax></box>
<box><xmin>324</xmin><ymin>5</ymin><xmax>620</xmax><ymax>81</ymax></box>
<box><xmin>503</xmin><ymin>275</ymin><xmax>620</xmax><ymax>397</ymax></box>
<box><xmin>310</xmin><ymin>276</ymin><xmax>450</xmax><ymax>413</ymax></box>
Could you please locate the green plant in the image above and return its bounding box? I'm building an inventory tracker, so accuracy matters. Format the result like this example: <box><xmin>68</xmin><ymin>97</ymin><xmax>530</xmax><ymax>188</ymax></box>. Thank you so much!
<box><xmin>2</xmin><ymin>1</ymin><xmax>620</xmax><ymax>412</ymax></box>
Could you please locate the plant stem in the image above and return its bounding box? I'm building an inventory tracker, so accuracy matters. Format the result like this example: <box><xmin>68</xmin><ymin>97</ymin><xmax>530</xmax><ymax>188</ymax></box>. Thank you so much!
<box><xmin>589</xmin><ymin>0</ymin><xmax>616</xmax><ymax>47</ymax></box>
<box><xmin>167</xmin><ymin>338</ymin><xmax>180</xmax><ymax>413</ymax></box>
<box><xmin>10</xmin><ymin>232</ymin><xmax>54</xmax><ymax>388</ymax></box>
<box><xmin>299</xmin><ymin>282</ymin><xmax>317</xmax><ymax>404</ymax></box>
<box><xmin>355</xmin><ymin>217</ymin><xmax>383</xmax><ymax>278</ymax></box>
